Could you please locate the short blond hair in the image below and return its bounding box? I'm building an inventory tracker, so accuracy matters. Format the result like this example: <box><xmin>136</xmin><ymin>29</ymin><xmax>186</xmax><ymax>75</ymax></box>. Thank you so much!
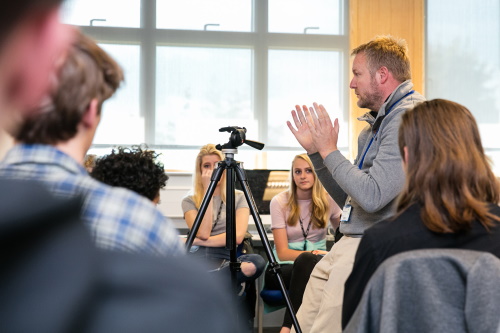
<box><xmin>351</xmin><ymin>35</ymin><xmax>411</xmax><ymax>82</ymax></box>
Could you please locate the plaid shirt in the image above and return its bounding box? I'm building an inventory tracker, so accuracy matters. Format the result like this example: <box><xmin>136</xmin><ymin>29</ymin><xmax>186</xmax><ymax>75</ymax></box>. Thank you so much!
<box><xmin>0</xmin><ymin>144</ymin><xmax>184</xmax><ymax>256</ymax></box>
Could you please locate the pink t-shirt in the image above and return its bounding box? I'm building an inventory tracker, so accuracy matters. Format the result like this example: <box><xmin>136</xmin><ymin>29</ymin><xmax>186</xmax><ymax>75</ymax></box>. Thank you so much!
<box><xmin>270</xmin><ymin>191</ymin><xmax>341</xmax><ymax>243</ymax></box>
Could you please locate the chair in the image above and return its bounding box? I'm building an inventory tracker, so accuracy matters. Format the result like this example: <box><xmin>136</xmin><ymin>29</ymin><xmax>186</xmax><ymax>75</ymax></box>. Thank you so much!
<box><xmin>256</xmin><ymin>280</ymin><xmax>288</xmax><ymax>333</ymax></box>
<box><xmin>259</xmin><ymin>288</ymin><xmax>286</xmax><ymax>307</ymax></box>
<box><xmin>344</xmin><ymin>249</ymin><xmax>500</xmax><ymax>333</ymax></box>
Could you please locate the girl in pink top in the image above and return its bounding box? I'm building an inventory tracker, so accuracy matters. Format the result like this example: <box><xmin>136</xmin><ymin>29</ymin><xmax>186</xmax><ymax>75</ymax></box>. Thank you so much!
<box><xmin>265</xmin><ymin>153</ymin><xmax>341</xmax><ymax>333</ymax></box>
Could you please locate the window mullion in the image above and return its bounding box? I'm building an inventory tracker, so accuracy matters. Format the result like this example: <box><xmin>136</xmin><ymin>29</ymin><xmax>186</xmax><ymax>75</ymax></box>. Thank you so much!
<box><xmin>141</xmin><ymin>0</ymin><xmax>156</xmax><ymax>144</ymax></box>
<box><xmin>254</xmin><ymin>0</ymin><xmax>269</xmax><ymax>149</ymax></box>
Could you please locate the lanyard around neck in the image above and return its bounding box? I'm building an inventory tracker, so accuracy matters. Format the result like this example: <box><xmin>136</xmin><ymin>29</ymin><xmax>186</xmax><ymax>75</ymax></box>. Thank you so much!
<box><xmin>357</xmin><ymin>90</ymin><xmax>414</xmax><ymax>170</ymax></box>
<box><xmin>299</xmin><ymin>216</ymin><xmax>312</xmax><ymax>250</ymax></box>
<box><xmin>212</xmin><ymin>200</ymin><xmax>224</xmax><ymax>230</ymax></box>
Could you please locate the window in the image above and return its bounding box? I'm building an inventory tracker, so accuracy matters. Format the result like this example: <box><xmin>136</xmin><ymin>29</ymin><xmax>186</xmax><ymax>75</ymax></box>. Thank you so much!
<box><xmin>93</xmin><ymin>44</ymin><xmax>142</xmax><ymax>144</ymax></box>
<box><xmin>426</xmin><ymin>0</ymin><xmax>500</xmax><ymax>174</ymax></box>
<box><xmin>62</xmin><ymin>0</ymin><xmax>349</xmax><ymax>170</ymax></box>
<box><xmin>267</xmin><ymin>49</ymin><xmax>345</xmax><ymax>148</ymax></box>
<box><xmin>155</xmin><ymin>46</ymin><xmax>253</xmax><ymax>146</ymax></box>
<box><xmin>268</xmin><ymin>0</ymin><xmax>342</xmax><ymax>35</ymax></box>
<box><xmin>61</xmin><ymin>0</ymin><xmax>140</xmax><ymax>27</ymax></box>
<box><xmin>156</xmin><ymin>0</ymin><xmax>252</xmax><ymax>32</ymax></box>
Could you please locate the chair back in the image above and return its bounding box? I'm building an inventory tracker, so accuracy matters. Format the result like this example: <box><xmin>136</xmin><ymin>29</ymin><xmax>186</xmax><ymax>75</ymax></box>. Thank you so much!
<box><xmin>344</xmin><ymin>249</ymin><xmax>500</xmax><ymax>333</ymax></box>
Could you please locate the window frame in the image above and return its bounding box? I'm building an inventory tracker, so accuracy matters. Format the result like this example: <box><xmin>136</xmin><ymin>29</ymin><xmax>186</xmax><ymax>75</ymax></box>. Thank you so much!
<box><xmin>77</xmin><ymin>0</ymin><xmax>350</xmax><ymax>166</ymax></box>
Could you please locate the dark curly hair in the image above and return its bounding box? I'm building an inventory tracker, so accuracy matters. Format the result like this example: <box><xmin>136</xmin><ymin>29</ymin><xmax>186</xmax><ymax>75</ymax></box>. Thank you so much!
<box><xmin>91</xmin><ymin>145</ymin><xmax>169</xmax><ymax>202</ymax></box>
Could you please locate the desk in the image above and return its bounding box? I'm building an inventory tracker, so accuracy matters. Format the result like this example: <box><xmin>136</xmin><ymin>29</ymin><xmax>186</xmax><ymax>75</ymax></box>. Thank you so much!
<box><xmin>249</xmin><ymin>232</ymin><xmax>273</xmax><ymax>247</ymax></box>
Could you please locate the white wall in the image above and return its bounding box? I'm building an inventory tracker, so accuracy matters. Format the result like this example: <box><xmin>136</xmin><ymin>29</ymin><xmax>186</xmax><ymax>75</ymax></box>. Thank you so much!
<box><xmin>156</xmin><ymin>172</ymin><xmax>193</xmax><ymax>229</ymax></box>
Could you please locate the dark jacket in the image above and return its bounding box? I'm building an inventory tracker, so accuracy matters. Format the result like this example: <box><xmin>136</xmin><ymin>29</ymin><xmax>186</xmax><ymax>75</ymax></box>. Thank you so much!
<box><xmin>0</xmin><ymin>179</ymin><xmax>239</xmax><ymax>333</ymax></box>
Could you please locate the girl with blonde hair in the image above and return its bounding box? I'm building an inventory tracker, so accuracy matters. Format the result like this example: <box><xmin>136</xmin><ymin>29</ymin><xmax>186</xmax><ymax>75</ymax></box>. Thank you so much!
<box><xmin>266</xmin><ymin>153</ymin><xmax>341</xmax><ymax>333</ymax></box>
<box><xmin>183</xmin><ymin>143</ymin><xmax>265</xmax><ymax>275</ymax></box>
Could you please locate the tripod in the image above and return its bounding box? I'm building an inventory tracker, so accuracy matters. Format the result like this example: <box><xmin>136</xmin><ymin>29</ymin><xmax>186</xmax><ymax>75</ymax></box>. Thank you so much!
<box><xmin>185</xmin><ymin>127</ymin><xmax>302</xmax><ymax>333</ymax></box>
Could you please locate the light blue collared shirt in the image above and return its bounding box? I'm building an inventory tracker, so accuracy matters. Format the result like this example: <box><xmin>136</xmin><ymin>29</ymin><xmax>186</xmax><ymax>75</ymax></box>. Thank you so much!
<box><xmin>0</xmin><ymin>144</ymin><xmax>184</xmax><ymax>256</ymax></box>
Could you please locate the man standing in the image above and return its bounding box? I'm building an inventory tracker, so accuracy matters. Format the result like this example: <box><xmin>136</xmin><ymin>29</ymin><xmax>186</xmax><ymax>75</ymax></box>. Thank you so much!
<box><xmin>287</xmin><ymin>36</ymin><xmax>425</xmax><ymax>333</ymax></box>
<box><xmin>0</xmin><ymin>30</ymin><xmax>183</xmax><ymax>256</ymax></box>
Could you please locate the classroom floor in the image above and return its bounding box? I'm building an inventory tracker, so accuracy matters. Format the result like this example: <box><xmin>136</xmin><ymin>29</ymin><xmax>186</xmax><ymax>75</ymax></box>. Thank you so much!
<box><xmin>255</xmin><ymin>328</ymin><xmax>280</xmax><ymax>333</ymax></box>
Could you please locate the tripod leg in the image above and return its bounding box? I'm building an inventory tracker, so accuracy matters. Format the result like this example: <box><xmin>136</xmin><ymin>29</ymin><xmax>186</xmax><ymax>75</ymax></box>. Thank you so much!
<box><xmin>185</xmin><ymin>164</ymin><xmax>225</xmax><ymax>251</ymax></box>
<box><xmin>225</xmin><ymin>165</ymin><xmax>241</xmax><ymax>292</ymax></box>
<box><xmin>234</xmin><ymin>165</ymin><xmax>302</xmax><ymax>333</ymax></box>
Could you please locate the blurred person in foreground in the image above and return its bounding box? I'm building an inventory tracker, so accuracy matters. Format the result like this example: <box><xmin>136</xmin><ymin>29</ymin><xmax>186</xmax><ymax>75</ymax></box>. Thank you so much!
<box><xmin>0</xmin><ymin>4</ymin><xmax>239</xmax><ymax>331</ymax></box>
<box><xmin>0</xmin><ymin>30</ymin><xmax>183</xmax><ymax>256</ymax></box>
<box><xmin>0</xmin><ymin>1</ymin><xmax>78</xmax><ymax>331</ymax></box>
<box><xmin>0</xmin><ymin>0</ymin><xmax>72</xmax><ymax>132</ymax></box>
<box><xmin>342</xmin><ymin>99</ymin><xmax>500</xmax><ymax>328</ymax></box>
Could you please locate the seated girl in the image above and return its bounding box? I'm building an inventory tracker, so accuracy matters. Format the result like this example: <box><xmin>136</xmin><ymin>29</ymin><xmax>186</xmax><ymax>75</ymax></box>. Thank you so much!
<box><xmin>182</xmin><ymin>143</ymin><xmax>266</xmax><ymax>284</ymax></box>
<box><xmin>265</xmin><ymin>153</ymin><xmax>341</xmax><ymax>333</ymax></box>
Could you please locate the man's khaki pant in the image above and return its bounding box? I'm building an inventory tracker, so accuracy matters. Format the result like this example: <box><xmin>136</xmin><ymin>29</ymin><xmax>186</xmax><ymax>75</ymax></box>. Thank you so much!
<box><xmin>291</xmin><ymin>236</ymin><xmax>361</xmax><ymax>333</ymax></box>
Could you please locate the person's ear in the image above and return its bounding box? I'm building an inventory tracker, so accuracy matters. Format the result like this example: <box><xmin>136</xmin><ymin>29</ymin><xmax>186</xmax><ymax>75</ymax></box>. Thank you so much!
<box><xmin>376</xmin><ymin>66</ymin><xmax>389</xmax><ymax>84</ymax></box>
<box><xmin>81</xmin><ymin>99</ymin><xmax>100</xmax><ymax>129</ymax></box>
<box><xmin>403</xmin><ymin>146</ymin><xmax>409</xmax><ymax>166</ymax></box>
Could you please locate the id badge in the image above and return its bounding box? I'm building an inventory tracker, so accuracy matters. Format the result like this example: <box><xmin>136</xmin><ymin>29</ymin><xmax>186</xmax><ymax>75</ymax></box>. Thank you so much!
<box><xmin>340</xmin><ymin>204</ymin><xmax>352</xmax><ymax>222</ymax></box>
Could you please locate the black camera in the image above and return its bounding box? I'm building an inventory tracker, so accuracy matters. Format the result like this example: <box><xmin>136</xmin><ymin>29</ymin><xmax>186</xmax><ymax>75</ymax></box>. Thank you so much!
<box><xmin>216</xmin><ymin>126</ymin><xmax>265</xmax><ymax>151</ymax></box>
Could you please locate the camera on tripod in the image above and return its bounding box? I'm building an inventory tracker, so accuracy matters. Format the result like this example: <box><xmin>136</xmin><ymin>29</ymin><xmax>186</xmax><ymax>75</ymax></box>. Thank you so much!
<box><xmin>185</xmin><ymin>126</ymin><xmax>302</xmax><ymax>333</ymax></box>
<box><xmin>216</xmin><ymin>126</ymin><xmax>265</xmax><ymax>151</ymax></box>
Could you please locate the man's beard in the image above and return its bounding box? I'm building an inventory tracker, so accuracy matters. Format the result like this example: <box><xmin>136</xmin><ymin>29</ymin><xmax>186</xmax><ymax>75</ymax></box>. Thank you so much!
<box><xmin>357</xmin><ymin>79</ymin><xmax>383</xmax><ymax>112</ymax></box>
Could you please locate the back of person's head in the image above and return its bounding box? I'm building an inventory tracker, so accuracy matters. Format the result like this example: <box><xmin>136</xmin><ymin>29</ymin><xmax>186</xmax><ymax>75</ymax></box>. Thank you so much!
<box><xmin>91</xmin><ymin>146</ymin><xmax>168</xmax><ymax>202</ymax></box>
<box><xmin>397</xmin><ymin>99</ymin><xmax>500</xmax><ymax>233</ymax></box>
<box><xmin>193</xmin><ymin>144</ymin><xmax>225</xmax><ymax>207</ymax></box>
<box><xmin>14</xmin><ymin>29</ymin><xmax>124</xmax><ymax>144</ymax></box>
<box><xmin>351</xmin><ymin>35</ymin><xmax>411</xmax><ymax>82</ymax></box>
<box><xmin>287</xmin><ymin>153</ymin><xmax>330</xmax><ymax>229</ymax></box>
<box><xmin>0</xmin><ymin>0</ymin><xmax>62</xmax><ymax>49</ymax></box>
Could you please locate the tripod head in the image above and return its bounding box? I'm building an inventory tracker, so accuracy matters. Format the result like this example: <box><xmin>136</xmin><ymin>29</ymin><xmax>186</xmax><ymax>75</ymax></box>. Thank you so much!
<box><xmin>216</xmin><ymin>126</ymin><xmax>265</xmax><ymax>151</ymax></box>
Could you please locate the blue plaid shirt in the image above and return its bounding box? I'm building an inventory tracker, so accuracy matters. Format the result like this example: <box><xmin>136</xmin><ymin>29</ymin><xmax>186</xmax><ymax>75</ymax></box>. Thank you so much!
<box><xmin>0</xmin><ymin>144</ymin><xmax>184</xmax><ymax>256</ymax></box>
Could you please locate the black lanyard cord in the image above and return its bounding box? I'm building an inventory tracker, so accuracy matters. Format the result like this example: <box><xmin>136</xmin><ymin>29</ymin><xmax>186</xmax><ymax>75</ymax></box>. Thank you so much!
<box><xmin>212</xmin><ymin>200</ymin><xmax>224</xmax><ymax>230</ymax></box>
<box><xmin>299</xmin><ymin>216</ymin><xmax>312</xmax><ymax>250</ymax></box>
